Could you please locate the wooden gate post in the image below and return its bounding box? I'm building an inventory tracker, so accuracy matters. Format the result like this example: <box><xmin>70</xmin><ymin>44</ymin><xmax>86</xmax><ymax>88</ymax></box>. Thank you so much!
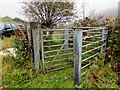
<box><xmin>64</xmin><ymin>28</ymin><xmax>69</xmax><ymax>58</ymax></box>
<box><xmin>74</xmin><ymin>29</ymin><xmax>83</xmax><ymax>86</ymax></box>
<box><xmin>30</xmin><ymin>22</ymin><xmax>40</xmax><ymax>70</ymax></box>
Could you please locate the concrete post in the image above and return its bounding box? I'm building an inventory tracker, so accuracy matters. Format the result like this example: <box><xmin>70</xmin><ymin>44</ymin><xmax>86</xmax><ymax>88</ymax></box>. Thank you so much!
<box><xmin>74</xmin><ymin>29</ymin><xmax>83</xmax><ymax>86</ymax></box>
<box><xmin>30</xmin><ymin>22</ymin><xmax>40</xmax><ymax>70</ymax></box>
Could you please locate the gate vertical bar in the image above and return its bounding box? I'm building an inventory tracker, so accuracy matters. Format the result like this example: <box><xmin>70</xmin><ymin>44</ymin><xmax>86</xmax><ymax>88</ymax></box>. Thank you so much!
<box><xmin>0</xmin><ymin>48</ymin><xmax>2</xmax><ymax>88</ymax></box>
<box><xmin>64</xmin><ymin>29</ymin><xmax>69</xmax><ymax>58</ymax></box>
<box><xmin>40</xmin><ymin>29</ymin><xmax>44</xmax><ymax>71</ymax></box>
<box><xmin>118</xmin><ymin>1</ymin><xmax>120</xmax><ymax>26</ymax></box>
<box><xmin>30</xmin><ymin>22</ymin><xmax>40</xmax><ymax>70</ymax></box>
<box><xmin>101</xmin><ymin>27</ymin><xmax>108</xmax><ymax>59</ymax></box>
<box><xmin>101</xmin><ymin>27</ymin><xmax>108</xmax><ymax>51</ymax></box>
<box><xmin>118</xmin><ymin>1</ymin><xmax>120</xmax><ymax>20</ymax></box>
<box><xmin>74</xmin><ymin>29</ymin><xmax>83</xmax><ymax>86</ymax></box>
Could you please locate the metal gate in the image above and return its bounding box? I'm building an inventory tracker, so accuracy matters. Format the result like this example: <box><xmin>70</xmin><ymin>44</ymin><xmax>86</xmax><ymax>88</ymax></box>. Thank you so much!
<box><xmin>40</xmin><ymin>28</ymin><xmax>74</xmax><ymax>72</ymax></box>
<box><xmin>73</xmin><ymin>27</ymin><xmax>108</xmax><ymax>85</ymax></box>
<box><xmin>30</xmin><ymin>23</ymin><xmax>108</xmax><ymax>85</ymax></box>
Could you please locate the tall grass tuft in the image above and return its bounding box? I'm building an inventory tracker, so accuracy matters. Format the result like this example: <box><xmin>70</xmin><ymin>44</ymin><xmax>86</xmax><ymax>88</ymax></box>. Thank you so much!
<box><xmin>78</xmin><ymin>52</ymin><xmax>119</xmax><ymax>88</ymax></box>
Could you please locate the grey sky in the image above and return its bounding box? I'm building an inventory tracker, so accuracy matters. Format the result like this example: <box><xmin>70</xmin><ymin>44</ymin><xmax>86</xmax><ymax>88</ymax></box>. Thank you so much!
<box><xmin>0</xmin><ymin>0</ymin><xmax>119</xmax><ymax>20</ymax></box>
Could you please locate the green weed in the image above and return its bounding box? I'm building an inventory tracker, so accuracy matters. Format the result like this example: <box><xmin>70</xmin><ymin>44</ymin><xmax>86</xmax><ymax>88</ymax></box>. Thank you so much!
<box><xmin>2</xmin><ymin>55</ymin><xmax>74</xmax><ymax>88</ymax></box>
<box><xmin>78</xmin><ymin>55</ymin><xmax>119</xmax><ymax>88</ymax></box>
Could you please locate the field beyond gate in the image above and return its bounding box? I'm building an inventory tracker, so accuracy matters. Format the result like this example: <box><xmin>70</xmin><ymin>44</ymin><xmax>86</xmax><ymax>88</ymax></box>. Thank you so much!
<box><xmin>31</xmin><ymin>24</ymin><xmax>108</xmax><ymax>85</ymax></box>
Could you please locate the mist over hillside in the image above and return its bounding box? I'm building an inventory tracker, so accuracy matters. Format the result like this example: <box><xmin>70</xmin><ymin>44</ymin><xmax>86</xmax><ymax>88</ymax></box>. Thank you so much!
<box><xmin>97</xmin><ymin>6</ymin><xmax>118</xmax><ymax>18</ymax></box>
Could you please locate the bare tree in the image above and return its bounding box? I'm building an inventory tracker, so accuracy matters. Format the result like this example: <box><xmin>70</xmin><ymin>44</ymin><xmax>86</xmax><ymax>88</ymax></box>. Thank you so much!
<box><xmin>81</xmin><ymin>0</ymin><xmax>88</xmax><ymax>20</ymax></box>
<box><xmin>22</xmin><ymin>0</ymin><xmax>75</xmax><ymax>28</ymax></box>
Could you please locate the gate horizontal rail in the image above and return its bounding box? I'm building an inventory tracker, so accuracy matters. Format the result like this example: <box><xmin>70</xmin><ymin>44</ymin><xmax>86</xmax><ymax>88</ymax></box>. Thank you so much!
<box><xmin>82</xmin><ymin>44</ymin><xmax>106</xmax><ymax>55</ymax></box>
<box><xmin>82</xmin><ymin>34</ymin><xmax>102</xmax><ymax>39</ymax></box>
<box><xmin>82</xmin><ymin>53</ymin><xmax>98</xmax><ymax>63</ymax></box>
<box><xmin>45</xmin><ymin>62</ymin><xmax>73</xmax><ymax>69</ymax></box>
<box><xmin>82</xmin><ymin>40</ymin><xmax>102</xmax><ymax>48</ymax></box>
<box><xmin>44</xmin><ymin>52</ymin><xmax>73</xmax><ymax>58</ymax></box>
<box><xmin>43</xmin><ymin>29</ymin><xmax>73</xmax><ymax>31</ymax></box>
<box><xmin>46</xmin><ymin>65</ymin><xmax>73</xmax><ymax>73</ymax></box>
<box><xmin>43</xmin><ymin>39</ymin><xmax>73</xmax><ymax>42</ymax></box>
<box><xmin>44</xmin><ymin>57</ymin><xmax>73</xmax><ymax>63</ymax></box>
<box><xmin>44</xmin><ymin>48</ymin><xmax>73</xmax><ymax>53</ymax></box>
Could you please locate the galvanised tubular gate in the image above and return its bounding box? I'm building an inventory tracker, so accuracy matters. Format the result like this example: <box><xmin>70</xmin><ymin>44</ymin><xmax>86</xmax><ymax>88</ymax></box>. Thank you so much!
<box><xmin>41</xmin><ymin>28</ymin><xmax>74</xmax><ymax>72</ymax></box>
<box><xmin>30</xmin><ymin>23</ymin><xmax>108</xmax><ymax>85</ymax></box>
<box><xmin>73</xmin><ymin>27</ymin><xmax>108</xmax><ymax>85</ymax></box>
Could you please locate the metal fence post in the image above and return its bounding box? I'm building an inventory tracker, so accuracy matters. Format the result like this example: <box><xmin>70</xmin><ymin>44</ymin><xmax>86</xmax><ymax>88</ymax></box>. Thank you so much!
<box><xmin>30</xmin><ymin>22</ymin><xmax>40</xmax><ymax>70</ymax></box>
<box><xmin>101</xmin><ymin>28</ymin><xmax>108</xmax><ymax>52</ymax></box>
<box><xmin>0</xmin><ymin>53</ymin><xmax>2</xmax><ymax>88</ymax></box>
<box><xmin>118</xmin><ymin>1</ymin><xmax>120</xmax><ymax>20</ymax></box>
<box><xmin>118</xmin><ymin>1</ymin><xmax>120</xmax><ymax>26</ymax></box>
<box><xmin>74</xmin><ymin>29</ymin><xmax>83</xmax><ymax>86</ymax></box>
<box><xmin>64</xmin><ymin>28</ymin><xmax>69</xmax><ymax>58</ymax></box>
<box><xmin>101</xmin><ymin>28</ymin><xmax>108</xmax><ymax>60</ymax></box>
<box><xmin>40</xmin><ymin>28</ymin><xmax>44</xmax><ymax>72</ymax></box>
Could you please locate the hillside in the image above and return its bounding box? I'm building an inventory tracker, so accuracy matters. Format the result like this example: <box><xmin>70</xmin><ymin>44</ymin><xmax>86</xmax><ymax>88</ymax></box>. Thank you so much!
<box><xmin>0</xmin><ymin>17</ymin><xmax>16</xmax><ymax>23</ymax></box>
<box><xmin>0</xmin><ymin>17</ymin><xmax>26</xmax><ymax>24</ymax></box>
<box><xmin>97</xmin><ymin>6</ymin><xmax>118</xmax><ymax>18</ymax></box>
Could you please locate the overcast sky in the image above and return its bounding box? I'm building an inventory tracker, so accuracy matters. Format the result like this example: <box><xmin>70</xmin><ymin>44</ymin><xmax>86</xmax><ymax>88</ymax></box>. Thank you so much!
<box><xmin>0</xmin><ymin>0</ymin><xmax>119</xmax><ymax>20</ymax></box>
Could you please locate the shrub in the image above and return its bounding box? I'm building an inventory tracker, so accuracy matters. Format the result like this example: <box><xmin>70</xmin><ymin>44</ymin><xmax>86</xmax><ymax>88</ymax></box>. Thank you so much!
<box><xmin>13</xmin><ymin>27</ymin><xmax>32</xmax><ymax>67</ymax></box>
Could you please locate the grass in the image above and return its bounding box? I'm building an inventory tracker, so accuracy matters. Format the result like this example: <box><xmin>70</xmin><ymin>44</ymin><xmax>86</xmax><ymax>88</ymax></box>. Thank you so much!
<box><xmin>1</xmin><ymin>54</ymin><xmax>119</xmax><ymax>88</ymax></box>
<box><xmin>1</xmin><ymin>34</ymin><xmax>74</xmax><ymax>88</ymax></box>
<box><xmin>2</xmin><ymin>55</ymin><xmax>74</xmax><ymax>88</ymax></box>
<box><xmin>78</xmin><ymin>57</ymin><xmax>119</xmax><ymax>88</ymax></box>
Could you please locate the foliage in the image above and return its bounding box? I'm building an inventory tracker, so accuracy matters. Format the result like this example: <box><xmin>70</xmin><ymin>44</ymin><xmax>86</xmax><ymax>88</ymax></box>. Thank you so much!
<box><xmin>13</xmin><ymin>29</ymin><xmax>32</xmax><ymax>67</ymax></box>
<box><xmin>106</xmin><ymin>20</ymin><xmax>120</xmax><ymax>64</ymax></box>
<box><xmin>74</xmin><ymin>15</ymin><xmax>105</xmax><ymax>27</ymax></box>
<box><xmin>104</xmin><ymin>19</ymin><xmax>120</xmax><ymax>86</ymax></box>
<box><xmin>22</xmin><ymin>0</ymin><xmax>75</xmax><ymax>28</ymax></box>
